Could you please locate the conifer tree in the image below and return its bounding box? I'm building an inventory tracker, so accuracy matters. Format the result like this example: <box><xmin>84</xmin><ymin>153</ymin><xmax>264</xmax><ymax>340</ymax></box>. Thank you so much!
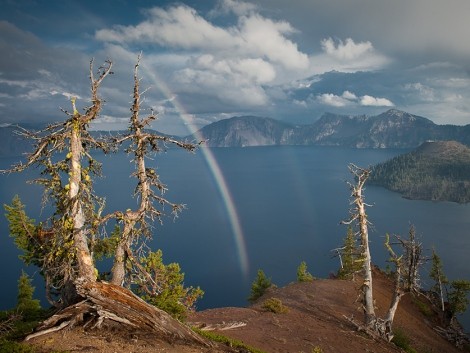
<box><xmin>1</xmin><ymin>58</ymin><xmax>207</xmax><ymax>345</ymax></box>
<box><xmin>337</xmin><ymin>226</ymin><xmax>362</xmax><ymax>280</ymax></box>
<box><xmin>134</xmin><ymin>249</ymin><xmax>203</xmax><ymax>320</ymax></box>
<box><xmin>248</xmin><ymin>269</ymin><xmax>272</xmax><ymax>303</ymax></box>
<box><xmin>429</xmin><ymin>248</ymin><xmax>448</xmax><ymax>312</ymax></box>
<box><xmin>448</xmin><ymin>280</ymin><xmax>470</xmax><ymax>323</ymax></box>
<box><xmin>16</xmin><ymin>271</ymin><xmax>41</xmax><ymax>319</ymax></box>
<box><xmin>297</xmin><ymin>261</ymin><xmax>314</xmax><ymax>282</ymax></box>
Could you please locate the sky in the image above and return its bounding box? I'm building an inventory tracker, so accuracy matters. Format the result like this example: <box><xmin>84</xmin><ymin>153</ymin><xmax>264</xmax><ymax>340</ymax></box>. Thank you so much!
<box><xmin>1</xmin><ymin>0</ymin><xmax>470</xmax><ymax>135</ymax></box>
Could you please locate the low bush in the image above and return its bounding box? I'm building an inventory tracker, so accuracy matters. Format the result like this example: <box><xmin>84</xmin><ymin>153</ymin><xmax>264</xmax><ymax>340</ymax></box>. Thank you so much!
<box><xmin>262</xmin><ymin>298</ymin><xmax>288</xmax><ymax>313</ymax></box>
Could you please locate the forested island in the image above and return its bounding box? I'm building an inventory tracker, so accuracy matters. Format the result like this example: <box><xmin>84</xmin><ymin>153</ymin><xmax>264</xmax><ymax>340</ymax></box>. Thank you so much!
<box><xmin>369</xmin><ymin>140</ymin><xmax>470</xmax><ymax>203</ymax></box>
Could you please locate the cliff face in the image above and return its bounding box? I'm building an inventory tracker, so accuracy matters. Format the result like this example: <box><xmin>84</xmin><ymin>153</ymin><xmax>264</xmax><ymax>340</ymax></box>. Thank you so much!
<box><xmin>190</xmin><ymin>109</ymin><xmax>470</xmax><ymax>148</ymax></box>
<box><xmin>194</xmin><ymin>116</ymin><xmax>296</xmax><ymax>147</ymax></box>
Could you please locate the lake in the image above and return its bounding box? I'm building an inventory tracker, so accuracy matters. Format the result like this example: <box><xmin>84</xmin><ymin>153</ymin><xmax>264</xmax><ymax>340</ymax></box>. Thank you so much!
<box><xmin>1</xmin><ymin>146</ymin><xmax>470</xmax><ymax>327</ymax></box>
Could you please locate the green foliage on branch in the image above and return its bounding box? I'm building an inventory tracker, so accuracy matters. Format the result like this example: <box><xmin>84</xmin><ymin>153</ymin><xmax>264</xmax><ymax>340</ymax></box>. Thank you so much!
<box><xmin>4</xmin><ymin>196</ymin><xmax>38</xmax><ymax>267</ymax></box>
<box><xmin>448</xmin><ymin>280</ymin><xmax>470</xmax><ymax>317</ymax></box>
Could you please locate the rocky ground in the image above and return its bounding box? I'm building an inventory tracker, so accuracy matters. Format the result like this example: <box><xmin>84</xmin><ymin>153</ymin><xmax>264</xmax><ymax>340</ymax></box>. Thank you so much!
<box><xmin>27</xmin><ymin>269</ymin><xmax>465</xmax><ymax>353</ymax></box>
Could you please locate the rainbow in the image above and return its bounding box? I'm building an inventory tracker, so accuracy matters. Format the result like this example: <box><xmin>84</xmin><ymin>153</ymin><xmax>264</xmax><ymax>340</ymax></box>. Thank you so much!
<box><xmin>141</xmin><ymin>63</ymin><xmax>250</xmax><ymax>279</ymax></box>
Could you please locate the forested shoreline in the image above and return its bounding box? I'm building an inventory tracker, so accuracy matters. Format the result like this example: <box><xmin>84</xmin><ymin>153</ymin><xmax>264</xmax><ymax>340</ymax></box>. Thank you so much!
<box><xmin>369</xmin><ymin>141</ymin><xmax>470</xmax><ymax>203</ymax></box>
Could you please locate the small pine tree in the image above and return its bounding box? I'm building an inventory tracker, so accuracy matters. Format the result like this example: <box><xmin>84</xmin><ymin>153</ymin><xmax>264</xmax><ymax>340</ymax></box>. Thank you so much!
<box><xmin>337</xmin><ymin>226</ymin><xmax>362</xmax><ymax>280</ymax></box>
<box><xmin>429</xmin><ymin>248</ymin><xmax>448</xmax><ymax>312</ymax></box>
<box><xmin>134</xmin><ymin>249</ymin><xmax>203</xmax><ymax>321</ymax></box>
<box><xmin>297</xmin><ymin>261</ymin><xmax>314</xmax><ymax>282</ymax></box>
<box><xmin>248</xmin><ymin>269</ymin><xmax>272</xmax><ymax>303</ymax></box>
<box><xmin>16</xmin><ymin>271</ymin><xmax>41</xmax><ymax>319</ymax></box>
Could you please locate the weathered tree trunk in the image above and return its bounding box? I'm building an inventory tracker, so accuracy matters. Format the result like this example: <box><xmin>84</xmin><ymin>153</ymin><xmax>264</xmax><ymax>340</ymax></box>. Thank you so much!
<box><xmin>344</xmin><ymin>164</ymin><xmax>376</xmax><ymax>326</ymax></box>
<box><xmin>382</xmin><ymin>241</ymin><xmax>404</xmax><ymax>341</ymax></box>
<box><xmin>356</xmin><ymin>185</ymin><xmax>375</xmax><ymax>326</ymax></box>
<box><xmin>438</xmin><ymin>270</ymin><xmax>445</xmax><ymax>312</ymax></box>
<box><xmin>26</xmin><ymin>281</ymin><xmax>209</xmax><ymax>347</ymax></box>
<box><xmin>70</xmin><ymin>121</ymin><xmax>95</xmax><ymax>283</ymax></box>
<box><xmin>110</xmin><ymin>218</ymin><xmax>135</xmax><ymax>286</ymax></box>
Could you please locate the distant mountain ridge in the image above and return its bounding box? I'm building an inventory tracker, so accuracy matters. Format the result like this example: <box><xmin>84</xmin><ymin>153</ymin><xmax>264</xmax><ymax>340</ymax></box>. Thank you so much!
<box><xmin>190</xmin><ymin>109</ymin><xmax>470</xmax><ymax>148</ymax></box>
<box><xmin>2</xmin><ymin>109</ymin><xmax>470</xmax><ymax>155</ymax></box>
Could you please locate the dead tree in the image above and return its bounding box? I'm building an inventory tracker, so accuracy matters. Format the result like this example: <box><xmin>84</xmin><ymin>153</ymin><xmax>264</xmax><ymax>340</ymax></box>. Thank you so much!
<box><xmin>392</xmin><ymin>225</ymin><xmax>425</xmax><ymax>293</ymax></box>
<box><xmin>342</xmin><ymin>164</ymin><xmax>375</xmax><ymax>326</ymax></box>
<box><xmin>106</xmin><ymin>55</ymin><xmax>198</xmax><ymax>291</ymax></box>
<box><xmin>2</xmin><ymin>59</ymin><xmax>209</xmax><ymax>346</ymax></box>
<box><xmin>342</xmin><ymin>164</ymin><xmax>424</xmax><ymax>342</ymax></box>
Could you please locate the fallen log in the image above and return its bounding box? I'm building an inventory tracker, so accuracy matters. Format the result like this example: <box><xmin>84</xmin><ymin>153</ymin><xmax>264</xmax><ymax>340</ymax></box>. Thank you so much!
<box><xmin>26</xmin><ymin>280</ymin><xmax>210</xmax><ymax>347</ymax></box>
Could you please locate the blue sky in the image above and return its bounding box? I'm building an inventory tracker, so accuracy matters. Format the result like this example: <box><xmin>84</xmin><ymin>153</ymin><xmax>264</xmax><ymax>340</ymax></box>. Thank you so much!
<box><xmin>1</xmin><ymin>0</ymin><xmax>470</xmax><ymax>135</ymax></box>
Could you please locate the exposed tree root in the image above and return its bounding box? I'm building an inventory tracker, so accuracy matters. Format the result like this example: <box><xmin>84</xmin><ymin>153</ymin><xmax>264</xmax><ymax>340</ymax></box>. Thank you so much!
<box><xmin>343</xmin><ymin>315</ymin><xmax>394</xmax><ymax>342</ymax></box>
<box><xmin>25</xmin><ymin>281</ymin><xmax>210</xmax><ymax>347</ymax></box>
<box><xmin>434</xmin><ymin>325</ymin><xmax>470</xmax><ymax>349</ymax></box>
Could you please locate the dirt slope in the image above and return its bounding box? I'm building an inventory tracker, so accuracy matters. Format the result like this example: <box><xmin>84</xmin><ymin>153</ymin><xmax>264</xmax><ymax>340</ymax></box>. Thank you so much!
<box><xmin>28</xmin><ymin>269</ymin><xmax>462</xmax><ymax>353</ymax></box>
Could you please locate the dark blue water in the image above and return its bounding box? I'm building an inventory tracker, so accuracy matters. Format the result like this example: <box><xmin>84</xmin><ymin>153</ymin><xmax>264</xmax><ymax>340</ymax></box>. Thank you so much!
<box><xmin>1</xmin><ymin>146</ymin><xmax>470</xmax><ymax>327</ymax></box>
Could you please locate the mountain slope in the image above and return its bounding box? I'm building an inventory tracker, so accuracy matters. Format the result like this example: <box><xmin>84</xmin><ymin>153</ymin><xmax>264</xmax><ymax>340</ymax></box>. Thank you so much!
<box><xmin>27</xmin><ymin>269</ymin><xmax>462</xmax><ymax>353</ymax></box>
<box><xmin>190</xmin><ymin>109</ymin><xmax>470</xmax><ymax>148</ymax></box>
<box><xmin>3</xmin><ymin>109</ymin><xmax>470</xmax><ymax>154</ymax></box>
<box><xmin>194</xmin><ymin>116</ymin><xmax>296</xmax><ymax>147</ymax></box>
<box><xmin>369</xmin><ymin>140</ymin><xmax>470</xmax><ymax>203</ymax></box>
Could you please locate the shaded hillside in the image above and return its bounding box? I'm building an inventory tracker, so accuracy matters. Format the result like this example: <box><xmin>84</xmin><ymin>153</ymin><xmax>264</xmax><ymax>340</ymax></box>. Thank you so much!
<box><xmin>193</xmin><ymin>115</ymin><xmax>296</xmax><ymax>147</ymax></box>
<box><xmin>369</xmin><ymin>140</ymin><xmax>470</xmax><ymax>203</ymax></box>
<box><xmin>27</xmin><ymin>269</ymin><xmax>463</xmax><ymax>353</ymax></box>
<box><xmin>189</xmin><ymin>109</ymin><xmax>470</xmax><ymax>148</ymax></box>
<box><xmin>0</xmin><ymin>124</ymin><xmax>34</xmax><ymax>156</ymax></box>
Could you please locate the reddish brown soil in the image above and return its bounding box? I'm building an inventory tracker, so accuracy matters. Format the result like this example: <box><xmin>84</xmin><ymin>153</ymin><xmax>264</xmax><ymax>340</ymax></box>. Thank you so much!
<box><xmin>28</xmin><ymin>269</ymin><xmax>462</xmax><ymax>353</ymax></box>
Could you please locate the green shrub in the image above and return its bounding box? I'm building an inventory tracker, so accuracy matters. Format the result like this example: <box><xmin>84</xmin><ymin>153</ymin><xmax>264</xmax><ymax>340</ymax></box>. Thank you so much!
<box><xmin>391</xmin><ymin>328</ymin><xmax>417</xmax><ymax>353</ymax></box>
<box><xmin>312</xmin><ymin>347</ymin><xmax>323</xmax><ymax>353</ymax></box>
<box><xmin>262</xmin><ymin>298</ymin><xmax>288</xmax><ymax>313</ymax></box>
<box><xmin>412</xmin><ymin>297</ymin><xmax>433</xmax><ymax>317</ymax></box>
<box><xmin>0</xmin><ymin>339</ymin><xmax>36</xmax><ymax>353</ymax></box>
<box><xmin>193</xmin><ymin>328</ymin><xmax>267</xmax><ymax>353</ymax></box>
<box><xmin>297</xmin><ymin>261</ymin><xmax>314</xmax><ymax>282</ymax></box>
<box><xmin>248</xmin><ymin>269</ymin><xmax>272</xmax><ymax>303</ymax></box>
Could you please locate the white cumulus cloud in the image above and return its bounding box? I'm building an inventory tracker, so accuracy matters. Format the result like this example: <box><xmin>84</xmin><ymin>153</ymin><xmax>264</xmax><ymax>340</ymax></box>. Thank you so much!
<box><xmin>310</xmin><ymin>37</ymin><xmax>390</xmax><ymax>74</ymax></box>
<box><xmin>317</xmin><ymin>93</ymin><xmax>351</xmax><ymax>107</ymax></box>
<box><xmin>321</xmin><ymin>37</ymin><xmax>374</xmax><ymax>60</ymax></box>
<box><xmin>316</xmin><ymin>91</ymin><xmax>394</xmax><ymax>108</ymax></box>
<box><xmin>360</xmin><ymin>95</ymin><xmax>394</xmax><ymax>107</ymax></box>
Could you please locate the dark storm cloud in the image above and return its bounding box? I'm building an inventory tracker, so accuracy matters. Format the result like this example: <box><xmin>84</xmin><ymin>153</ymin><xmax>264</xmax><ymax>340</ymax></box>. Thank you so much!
<box><xmin>0</xmin><ymin>0</ymin><xmax>470</xmax><ymax>133</ymax></box>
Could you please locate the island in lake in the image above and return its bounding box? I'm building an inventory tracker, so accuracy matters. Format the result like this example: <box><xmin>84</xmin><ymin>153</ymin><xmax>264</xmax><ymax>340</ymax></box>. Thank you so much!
<box><xmin>369</xmin><ymin>140</ymin><xmax>470</xmax><ymax>203</ymax></box>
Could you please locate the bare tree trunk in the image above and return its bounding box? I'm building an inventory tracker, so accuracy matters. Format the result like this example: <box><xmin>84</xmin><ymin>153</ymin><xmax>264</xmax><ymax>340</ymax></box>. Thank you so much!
<box><xmin>70</xmin><ymin>119</ymin><xmax>95</xmax><ymax>283</ymax></box>
<box><xmin>357</xmin><ymin>188</ymin><xmax>375</xmax><ymax>326</ymax></box>
<box><xmin>110</xmin><ymin>219</ymin><xmax>134</xmax><ymax>286</ymax></box>
<box><xmin>343</xmin><ymin>164</ymin><xmax>376</xmax><ymax>326</ymax></box>
<box><xmin>438</xmin><ymin>271</ymin><xmax>445</xmax><ymax>312</ymax></box>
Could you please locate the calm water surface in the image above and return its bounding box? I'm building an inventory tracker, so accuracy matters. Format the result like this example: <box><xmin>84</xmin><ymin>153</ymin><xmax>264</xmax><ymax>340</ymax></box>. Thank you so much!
<box><xmin>1</xmin><ymin>146</ymin><xmax>469</xmax><ymax>326</ymax></box>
